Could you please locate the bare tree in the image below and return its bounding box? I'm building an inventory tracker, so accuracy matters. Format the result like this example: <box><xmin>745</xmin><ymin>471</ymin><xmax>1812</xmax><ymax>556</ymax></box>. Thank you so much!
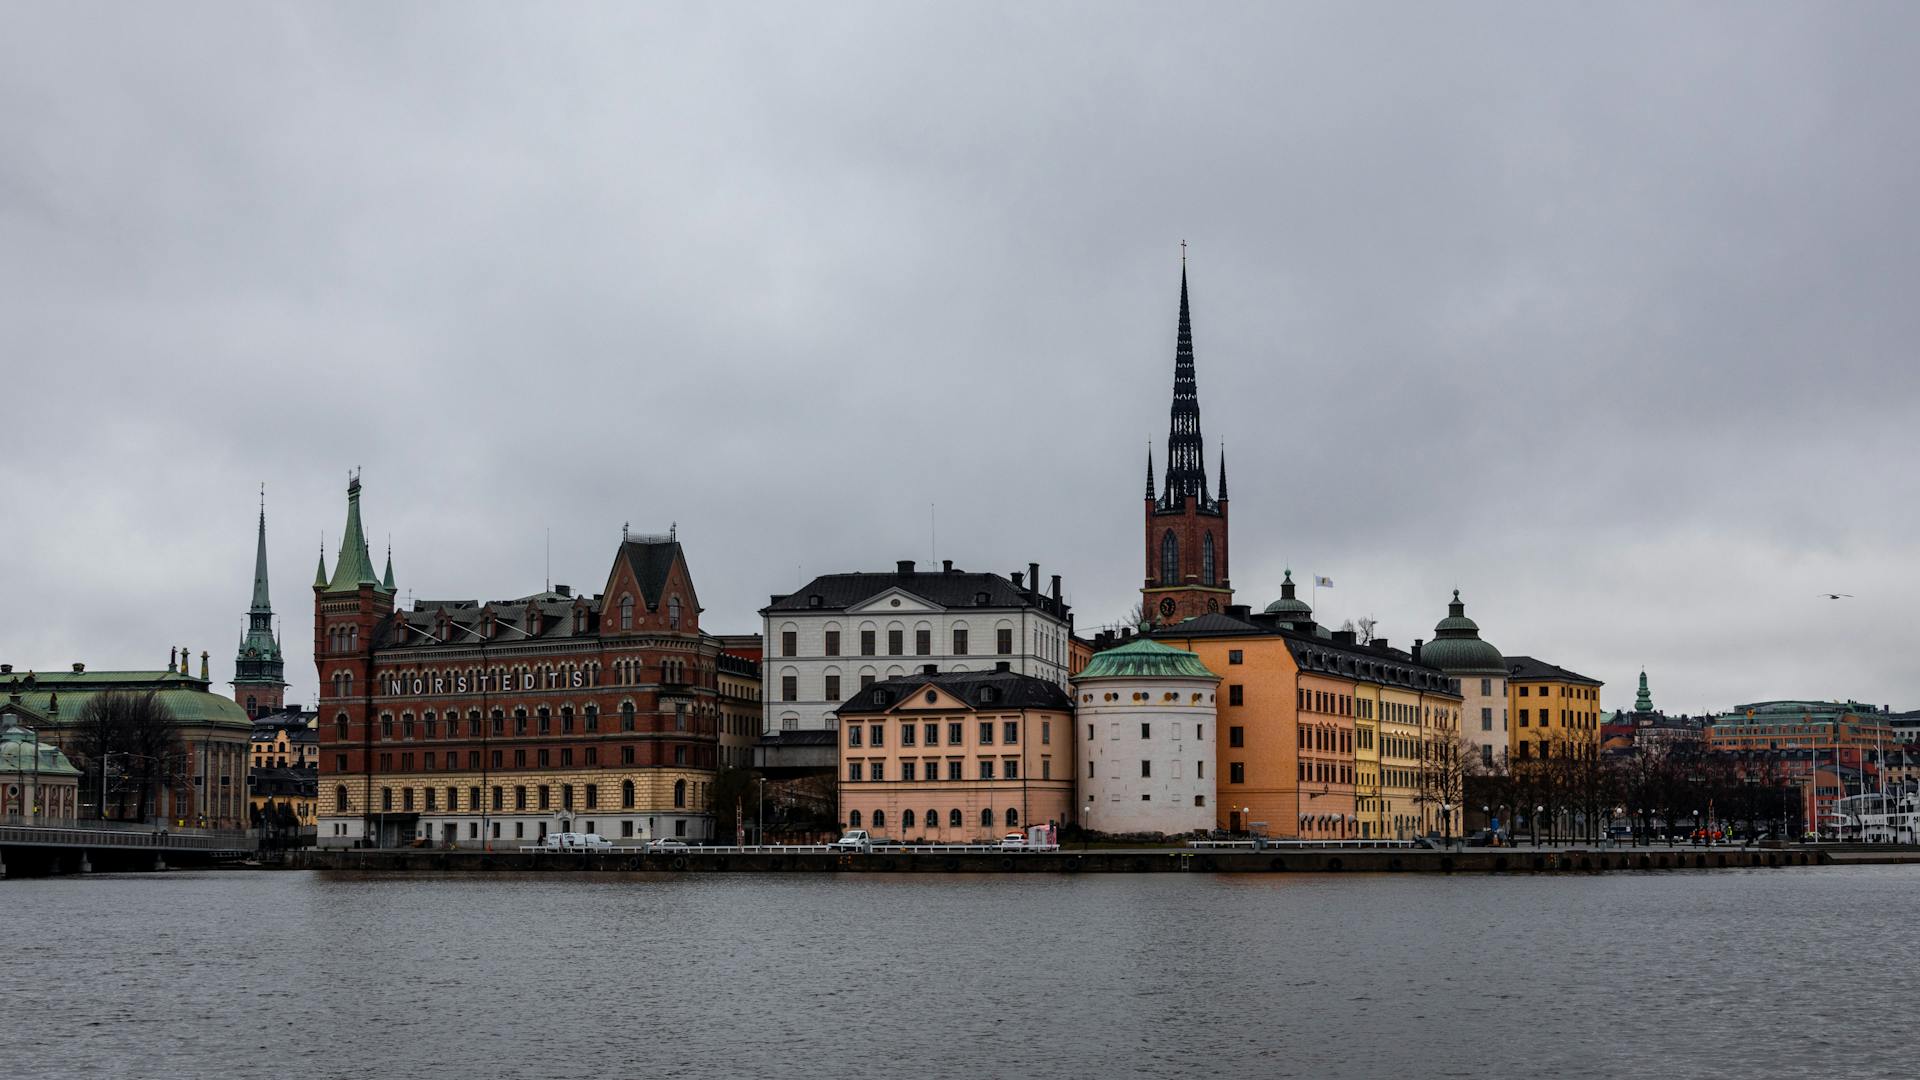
<box><xmin>122</xmin><ymin>693</ymin><xmax>185</xmax><ymax>824</ymax></box>
<box><xmin>1415</xmin><ymin>730</ymin><xmax>1480</xmax><ymax>841</ymax></box>
<box><xmin>70</xmin><ymin>692</ymin><xmax>136</xmax><ymax>819</ymax></box>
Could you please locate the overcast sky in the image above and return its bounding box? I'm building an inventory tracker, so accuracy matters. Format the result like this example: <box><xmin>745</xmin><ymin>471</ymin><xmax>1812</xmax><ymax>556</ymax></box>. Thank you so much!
<box><xmin>4</xmin><ymin>3</ymin><xmax>1916</xmax><ymax>716</ymax></box>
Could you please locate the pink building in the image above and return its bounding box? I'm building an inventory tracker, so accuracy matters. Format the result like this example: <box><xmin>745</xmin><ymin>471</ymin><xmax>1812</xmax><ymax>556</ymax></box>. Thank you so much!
<box><xmin>833</xmin><ymin>671</ymin><xmax>1074</xmax><ymax>842</ymax></box>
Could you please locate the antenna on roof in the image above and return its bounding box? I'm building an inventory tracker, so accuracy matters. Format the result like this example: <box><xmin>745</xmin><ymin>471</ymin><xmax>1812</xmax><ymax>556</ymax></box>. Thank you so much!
<box><xmin>545</xmin><ymin>527</ymin><xmax>551</xmax><ymax>592</ymax></box>
<box><xmin>670</xmin><ymin>521</ymin><xmax>677</xmax><ymax>542</ymax></box>
<box><xmin>623</xmin><ymin>521</ymin><xmax>629</xmax><ymax>543</ymax></box>
<box><xmin>930</xmin><ymin>502</ymin><xmax>937</xmax><ymax>564</ymax></box>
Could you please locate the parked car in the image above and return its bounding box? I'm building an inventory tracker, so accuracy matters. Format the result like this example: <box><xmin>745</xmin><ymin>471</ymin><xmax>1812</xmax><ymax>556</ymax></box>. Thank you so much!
<box><xmin>645</xmin><ymin>838</ymin><xmax>688</xmax><ymax>852</ymax></box>
<box><xmin>999</xmin><ymin>833</ymin><xmax>1028</xmax><ymax>849</ymax></box>
<box><xmin>829</xmin><ymin>829</ymin><xmax>872</xmax><ymax>851</ymax></box>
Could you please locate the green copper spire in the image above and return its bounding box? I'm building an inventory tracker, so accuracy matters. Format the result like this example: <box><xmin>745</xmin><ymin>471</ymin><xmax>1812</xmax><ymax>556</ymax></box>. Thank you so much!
<box><xmin>314</xmin><ymin>542</ymin><xmax>327</xmax><ymax>588</ymax></box>
<box><xmin>250</xmin><ymin>490</ymin><xmax>272</xmax><ymax>613</ymax></box>
<box><xmin>326</xmin><ymin>474</ymin><xmax>383</xmax><ymax>593</ymax></box>
<box><xmin>382</xmin><ymin>542</ymin><xmax>395</xmax><ymax>593</ymax></box>
<box><xmin>1635</xmin><ymin>669</ymin><xmax>1653</xmax><ymax>712</ymax></box>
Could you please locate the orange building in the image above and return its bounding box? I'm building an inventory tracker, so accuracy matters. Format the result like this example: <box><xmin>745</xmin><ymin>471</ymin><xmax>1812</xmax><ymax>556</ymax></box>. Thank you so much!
<box><xmin>1154</xmin><ymin>590</ymin><xmax>1462</xmax><ymax>840</ymax></box>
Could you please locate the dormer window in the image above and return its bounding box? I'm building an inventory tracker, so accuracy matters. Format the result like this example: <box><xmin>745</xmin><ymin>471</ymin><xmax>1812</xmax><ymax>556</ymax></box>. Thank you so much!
<box><xmin>808</xmin><ymin>595</ymin><xmax>823</xmax><ymax>608</ymax></box>
<box><xmin>975</xmin><ymin>592</ymin><xmax>990</xmax><ymax>606</ymax></box>
<box><xmin>668</xmin><ymin>596</ymin><xmax>682</xmax><ymax>629</ymax></box>
<box><xmin>619</xmin><ymin>595</ymin><xmax>633</xmax><ymax>631</ymax></box>
<box><xmin>872</xmin><ymin>689</ymin><xmax>889</xmax><ymax>705</ymax></box>
<box><xmin>979</xmin><ymin>687</ymin><xmax>998</xmax><ymax>705</ymax></box>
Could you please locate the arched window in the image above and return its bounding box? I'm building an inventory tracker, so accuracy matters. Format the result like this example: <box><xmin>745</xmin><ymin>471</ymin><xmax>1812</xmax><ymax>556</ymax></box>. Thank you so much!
<box><xmin>621</xmin><ymin>702</ymin><xmax>636</xmax><ymax>732</ymax></box>
<box><xmin>872</xmin><ymin>809</ymin><xmax>885</xmax><ymax>830</ymax></box>
<box><xmin>927</xmin><ymin>809</ymin><xmax>938</xmax><ymax>830</ymax></box>
<box><xmin>673</xmin><ymin>780</ymin><xmax>686</xmax><ymax>809</ymax></box>
<box><xmin>619</xmin><ymin>594</ymin><xmax>633</xmax><ymax>630</ymax></box>
<box><xmin>902</xmin><ymin>809</ymin><xmax>915</xmax><ymax>830</ymax></box>
<box><xmin>245</xmin><ymin>695</ymin><xmax>257</xmax><ymax>718</ymax></box>
<box><xmin>1202</xmin><ymin>532</ymin><xmax>1216</xmax><ymax>586</ymax></box>
<box><xmin>849</xmin><ymin>809</ymin><xmax>862</xmax><ymax>829</ymax></box>
<box><xmin>980</xmin><ymin>807</ymin><xmax>994</xmax><ymax>828</ymax></box>
<box><xmin>1006</xmin><ymin>807</ymin><xmax>1019</xmax><ymax>827</ymax></box>
<box><xmin>1160</xmin><ymin>530</ymin><xmax>1179</xmax><ymax>585</ymax></box>
<box><xmin>335</xmin><ymin>715</ymin><xmax>348</xmax><ymax>740</ymax></box>
<box><xmin>334</xmin><ymin>785</ymin><xmax>348</xmax><ymax>812</ymax></box>
<box><xmin>622</xmin><ymin>780</ymin><xmax>635</xmax><ymax>809</ymax></box>
<box><xmin>948</xmin><ymin>808</ymin><xmax>961</xmax><ymax>828</ymax></box>
<box><xmin>668</xmin><ymin>596</ymin><xmax>682</xmax><ymax>629</ymax></box>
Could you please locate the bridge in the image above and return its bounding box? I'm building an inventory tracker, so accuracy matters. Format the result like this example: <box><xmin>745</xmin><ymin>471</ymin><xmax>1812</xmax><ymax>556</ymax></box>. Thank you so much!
<box><xmin>0</xmin><ymin>820</ymin><xmax>256</xmax><ymax>877</ymax></box>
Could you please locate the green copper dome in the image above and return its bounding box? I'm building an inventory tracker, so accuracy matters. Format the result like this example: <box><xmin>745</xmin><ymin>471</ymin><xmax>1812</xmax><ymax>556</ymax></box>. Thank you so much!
<box><xmin>1076</xmin><ymin>637</ymin><xmax>1218</xmax><ymax>681</ymax></box>
<box><xmin>1263</xmin><ymin>569</ymin><xmax>1313</xmax><ymax>619</ymax></box>
<box><xmin>1421</xmin><ymin>590</ymin><xmax>1505</xmax><ymax>674</ymax></box>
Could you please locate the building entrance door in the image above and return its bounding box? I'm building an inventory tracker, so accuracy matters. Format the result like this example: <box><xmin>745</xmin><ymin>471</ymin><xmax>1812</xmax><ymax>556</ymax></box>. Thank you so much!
<box><xmin>1228</xmin><ymin>811</ymin><xmax>1241</xmax><ymax>834</ymax></box>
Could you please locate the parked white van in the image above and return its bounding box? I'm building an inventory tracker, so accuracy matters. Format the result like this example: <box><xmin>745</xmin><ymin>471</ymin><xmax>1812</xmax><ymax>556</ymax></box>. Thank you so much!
<box><xmin>543</xmin><ymin>832</ymin><xmax>613</xmax><ymax>851</ymax></box>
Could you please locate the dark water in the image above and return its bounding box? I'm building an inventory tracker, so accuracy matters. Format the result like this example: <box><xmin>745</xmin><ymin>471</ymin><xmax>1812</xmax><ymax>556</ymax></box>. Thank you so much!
<box><xmin>3</xmin><ymin>866</ymin><xmax>1909</xmax><ymax>1079</ymax></box>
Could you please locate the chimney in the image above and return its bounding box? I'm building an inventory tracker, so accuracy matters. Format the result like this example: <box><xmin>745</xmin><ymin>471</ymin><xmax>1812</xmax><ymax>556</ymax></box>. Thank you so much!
<box><xmin>942</xmin><ymin>559</ymin><xmax>954</xmax><ymax>573</ymax></box>
<box><xmin>556</xmin><ymin>584</ymin><xmax>571</xmax><ymax>597</ymax></box>
<box><xmin>1</xmin><ymin>663</ymin><xmax>11</xmax><ymax>674</ymax></box>
<box><xmin>1332</xmin><ymin>630</ymin><xmax>1357</xmax><ymax>645</ymax></box>
<box><xmin>71</xmin><ymin>662</ymin><xmax>85</xmax><ymax>674</ymax></box>
<box><xmin>897</xmin><ymin>560</ymin><xmax>915</xmax><ymax>575</ymax></box>
<box><xmin>1028</xmin><ymin>563</ymin><xmax>1040</xmax><ymax>593</ymax></box>
<box><xmin>1227</xmin><ymin>604</ymin><xmax>1251</xmax><ymax>621</ymax></box>
<box><xmin>1412</xmin><ymin>638</ymin><xmax>1424</xmax><ymax>662</ymax></box>
<box><xmin>1050</xmin><ymin>574</ymin><xmax>1062</xmax><ymax>602</ymax></box>
<box><xmin>1369</xmin><ymin>638</ymin><xmax>1389</xmax><ymax>650</ymax></box>
<box><xmin>1011</xmin><ymin>571</ymin><xmax>1024</xmax><ymax>589</ymax></box>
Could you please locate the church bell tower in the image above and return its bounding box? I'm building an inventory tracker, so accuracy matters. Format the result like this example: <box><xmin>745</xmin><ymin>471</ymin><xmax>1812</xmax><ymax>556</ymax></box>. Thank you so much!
<box><xmin>1142</xmin><ymin>254</ymin><xmax>1231</xmax><ymax>625</ymax></box>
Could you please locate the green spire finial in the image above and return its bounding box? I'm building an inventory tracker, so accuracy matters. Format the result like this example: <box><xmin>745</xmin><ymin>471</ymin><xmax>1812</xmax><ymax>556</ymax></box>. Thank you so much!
<box><xmin>382</xmin><ymin>540</ymin><xmax>395</xmax><ymax>593</ymax></box>
<box><xmin>325</xmin><ymin>473</ymin><xmax>382</xmax><ymax>592</ymax></box>
<box><xmin>1635</xmin><ymin>669</ymin><xmax>1653</xmax><ymax>712</ymax></box>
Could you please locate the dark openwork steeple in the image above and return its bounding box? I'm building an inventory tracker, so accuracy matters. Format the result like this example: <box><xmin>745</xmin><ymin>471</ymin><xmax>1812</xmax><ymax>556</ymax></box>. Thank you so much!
<box><xmin>1158</xmin><ymin>258</ymin><xmax>1215</xmax><ymax>512</ymax></box>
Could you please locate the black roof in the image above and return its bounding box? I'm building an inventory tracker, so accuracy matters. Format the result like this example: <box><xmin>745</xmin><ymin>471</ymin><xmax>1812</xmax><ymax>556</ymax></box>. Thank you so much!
<box><xmin>835</xmin><ymin>670</ymin><xmax>1073</xmax><ymax>716</ymax></box>
<box><xmin>619</xmin><ymin>539</ymin><xmax>685</xmax><ymax>609</ymax></box>
<box><xmin>756</xmin><ymin>730</ymin><xmax>840</xmax><ymax>747</ymax></box>
<box><xmin>764</xmin><ymin>564</ymin><xmax>1069</xmax><ymax>620</ymax></box>
<box><xmin>1152</xmin><ymin>611</ymin><xmax>1461</xmax><ymax>698</ymax></box>
<box><xmin>1504</xmin><ymin>655</ymin><xmax>1602</xmax><ymax>686</ymax></box>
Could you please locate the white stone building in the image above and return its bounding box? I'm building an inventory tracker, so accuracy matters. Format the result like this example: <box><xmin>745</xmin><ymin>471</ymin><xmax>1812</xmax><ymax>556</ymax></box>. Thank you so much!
<box><xmin>1073</xmin><ymin>636</ymin><xmax>1219</xmax><ymax>836</ymax></box>
<box><xmin>762</xmin><ymin>560</ymin><xmax>1073</xmax><ymax>733</ymax></box>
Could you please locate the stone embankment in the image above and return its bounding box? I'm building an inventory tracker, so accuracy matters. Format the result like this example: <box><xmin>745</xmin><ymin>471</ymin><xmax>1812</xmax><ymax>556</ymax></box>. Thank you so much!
<box><xmin>294</xmin><ymin>845</ymin><xmax>1905</xmax><ymax>875</ymax></box>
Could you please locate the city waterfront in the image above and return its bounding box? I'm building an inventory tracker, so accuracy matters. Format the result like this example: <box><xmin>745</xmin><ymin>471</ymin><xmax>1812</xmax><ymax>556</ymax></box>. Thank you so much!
<box><xmin>7</xmin><ymin>867</ymin><xmax>1912</xmax><ymax>1079</ymax></box>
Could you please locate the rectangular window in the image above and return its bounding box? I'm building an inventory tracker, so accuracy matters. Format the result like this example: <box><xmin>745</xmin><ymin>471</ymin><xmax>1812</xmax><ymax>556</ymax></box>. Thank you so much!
<box><xmin>825</xmin><ymin>675</ymin><xmax>841</xmax><ymax>701</ymax></box>
<box><xmin>537</xmin><ymin>749</ymin><xmax>549</xmax><ymax>768</ymax></box>
<box><xmin>869</xmin><ymin>724</ymin><xmax>884</xmax><ymax>748</ymax></box>
<box><xmin>870</xmin><ymin>761</ymin><xmax>883</xmax><ymax>782</ymax></box>
<box><xmin>1229</xmin><ymin>726</ymin><xmax>1245</xmax><ymax>748</ymax></box>
<box><xmin>1041</xmin><ymin>720</ymin><xmax>1050</xmax><ymax>745</ymax></box>
<box><xmin>1140</xmin><ymin>760</ymin><xmax>1152</xmax><ymax>778</ymax></box>
<box><xmin>947</xmin><ymin>760</ymin><xmax>962</xmax><ymax>781</ymax></box>
<box><xmin>585</xmin><ymin>784</ymin><xmax>598</xmax><ymax>809</ymax></box>
<box><xmin>402</xmin><ymin>788</ymin><xmax>415</xmax><ymax>811</ymax></box>
<box><xmin>1004</xmin><ymin>721</ymin><xmax>1019</xmax><ymax>745</ymax></box>
<box><xmin>861</xmin><ymin>674</ymin><xmax>876</xmax><ymax>689</ymax></box>
<box><xmin>562</xmin><ymin>784</ymin><xmax>575</xmax><ymax>811</ymax></box>
<box><xmin>948</xmin><ymin>722</ymin><xmax>963</xmax><ymax>745</ymax></box>
<box><xmin>781</xmin><ymin>631</ymin><xmax>797</xmax><ymax>657</ymax></box>
<box><xmin>1088</xmin><ymin>761</ymin><xmax>1095</xmax><ymax>778</ymax></box>
<box><xmin>538</xmin><ymin>786</ymin><xmax>551</xmax><ymax>810</ymax></box>
<box><xmin>621</xmin><ymin>746</ymin><xmax>635</xmax><ymax>765</ymax></box>
<box><xmin>781</xmin><ymin>675</ymin><xmax>797</xmax><ymax>702</ymax></box>
<box><xmin>825</xmin><ymin>630</ymin><xmax>841</xmax><ymax>657</ymax></box>
<box><xmin>901</xmin><ymin>724</ymin><xmax>917</xmax><ymax>747</ymax></box>
<box><xmin>860</xmin><ymin>630</ymin><xmax>876</xmax><ymax>656</ymax></box>
<box><xmin>925</xmin><ymin>722</ymin><xmax>939</xmax><ymax>746</ymax></box>
<box><xmin>980</xmin><ymin>760</ymin><xmax>995</xmax><ymax>780</ymax></box>
<box><xmin>849</xmin><ymin>762</ymin><xmax>863</xmax><ymax>782</ymax></box>
<box><xmin>1230</xmin><ymin>762</ymin><xmax>1245</xmax><ymax>784</ymax></box>
<box><xmin>1229</xmin><ymin>685</ymin><xmax>1244</xmax><ymax>706</ymax></box>
<box><xmin>847</xmin><ymin>726</ymin><xmax>862</xmax><ymax>748</ymax></box>
<box><xmin>901</xmin><ymin>761</ymin><xmax>916</xmax><ymax>781</ymax></box>
<box><xmin>1140</xmin><ymin>722</ymin><xmax>1151</xmax><ymax>739</ymax></box>
<box><xmin>996</xmin><ymin>628</ymin><xmax>1013</xmax><ymax>654</ymax></box>
<box><xmin>492</xmin><ymin>786</ymin><xmax>503</xmax><ymax>811</ymax></box>
<box><xmin>1519</xmin><ymin>709</ymin><xmax>1530</xmax><ymax>727</ymax></box>
<box><xmin>560</xmin><ymin>748</ymin><xmax>573</xmax><ymax>767</ymax></box>
<box><xmin>1519</xmin><ymin>686</ymin><xmax>1529</xmax><ymax>697</ymax></box>
<box><xmin>1004</xmin><ymin>759</ymin><xmax>1018</xmax><ymax>779</ymax></box>
<box><xmin>515</xmin><ymin>786</ymin><xmax>527</xmax><ymax>811</ymax></box>
<box><xmin>979</xmin><ymin>721</ymin><xmax>994</xmax><ymax>745</ymax></box>
<box><xmin>1228</xmin><ymin>649</ymin><xmax>1244</xmax><ymax>665</ymax></box>
<box><xmin>953</xmin><ymin>628</ymin><xmax>968</xmax><ymax>655</ymax></box>
<box><xmin>915</xmin><ymin>629</ymin><xmax>930</xmax><ymax>655</ymax></box>
<box><xmin>888</xmin><ymin>630</ymin><xmax>904</xmax><ymax>655</ymax></box>
<box><xmin>1481</xmin><ymin>707</ymin><xmax>1493</xmax><ymax>731</ymax></box>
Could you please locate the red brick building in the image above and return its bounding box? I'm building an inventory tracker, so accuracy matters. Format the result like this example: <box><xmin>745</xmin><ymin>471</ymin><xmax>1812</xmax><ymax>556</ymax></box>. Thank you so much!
<box><xmin>315</xmin><ymin>476</ymin><xmax>723</xmax><ymax>848</ymax></box>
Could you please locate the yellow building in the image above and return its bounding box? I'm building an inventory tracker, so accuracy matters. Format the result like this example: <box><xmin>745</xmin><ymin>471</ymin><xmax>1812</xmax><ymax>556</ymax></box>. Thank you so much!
<box><xmin>1153</xmin><ymin>578</ymin><xmax>1462</xmax><ymax>841</ymax></box>
<box><xmin>1503</xmin><ymin>656</ymin><xmax>1603</xmax><ymax>762</ymax></box>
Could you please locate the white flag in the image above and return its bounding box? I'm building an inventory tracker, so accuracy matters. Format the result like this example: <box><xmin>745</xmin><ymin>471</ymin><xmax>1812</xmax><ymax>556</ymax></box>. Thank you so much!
<box><xmin>1315</xmin><ymin>576</ymin><xmax>1334</xmax><ymax>588</ymax></box>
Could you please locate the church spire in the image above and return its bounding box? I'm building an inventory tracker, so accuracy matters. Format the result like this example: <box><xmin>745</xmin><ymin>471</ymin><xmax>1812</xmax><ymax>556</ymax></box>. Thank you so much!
<box><xmin>382</xmin><ymin>541</ymin><xmax>395</xmax><ymax>593</ymax></box>
<box><xmin>1159</xmin><ymin>255</ymin><xmax>1212</xmax><ymax>509</ymax></box>
<box><xmin>1145</xmin><ymin>447</ymin><xmax>1155</xmax><ymax>498</ymax></box>
<box><xmin>1635</xmin><ymin>669</ymin><xmax>1653</xmax><ymax>713</ymax></box>
<box><xmin>1218</xmin><ymin>446</ymin><xmax>1228</xmax><ymax>501</ymax></box>
<box><xmin>250</xmin><ymin>486</ymin><xmax>272</xmax><ymax>613</ymax></box>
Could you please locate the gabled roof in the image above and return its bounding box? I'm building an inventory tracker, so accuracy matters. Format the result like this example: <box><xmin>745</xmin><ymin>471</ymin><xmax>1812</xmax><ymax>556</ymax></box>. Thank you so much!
<box><xmin>1152</xmin><ymin>612</ymin><xmax>1462</xmax><ymax>698</ymax></box>
<box><xmin>834</xmin><ymin>670</ymin><xmax>1073</xmax><ymax>716</ymax></box>
<box><xmin>1504</xmin><ymin>656</ymin><xmax>1602</xmax><ymax>686</ymax></box>
<box><xmin>617</xmin><ymin>539</ymin><xmax>687</xmax><ymax>609</ymax></box>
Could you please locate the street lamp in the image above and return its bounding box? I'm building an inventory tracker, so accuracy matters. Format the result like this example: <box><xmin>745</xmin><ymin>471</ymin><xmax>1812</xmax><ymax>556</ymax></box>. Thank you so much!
<box><xmin>1533</xmin><ymin>804</ymin><xmax>1543</xmax><ymax>848</ymax></box>
<box><xmin>1440</xmin><ymin>802</ymin><xmax>1452</xmax><ymax>847</ymax></box>
<box><xmin>757</xmin><ymin>774</ymin><xmax>766</xmax><ymax>847</ymax></box>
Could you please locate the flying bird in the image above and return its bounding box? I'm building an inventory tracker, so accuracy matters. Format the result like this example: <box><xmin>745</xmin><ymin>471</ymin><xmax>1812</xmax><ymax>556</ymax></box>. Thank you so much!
<box><xmin>1820</xmin><ymin>593</ymin><xmax>1853</xmax><ymax>599</ymax></box>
